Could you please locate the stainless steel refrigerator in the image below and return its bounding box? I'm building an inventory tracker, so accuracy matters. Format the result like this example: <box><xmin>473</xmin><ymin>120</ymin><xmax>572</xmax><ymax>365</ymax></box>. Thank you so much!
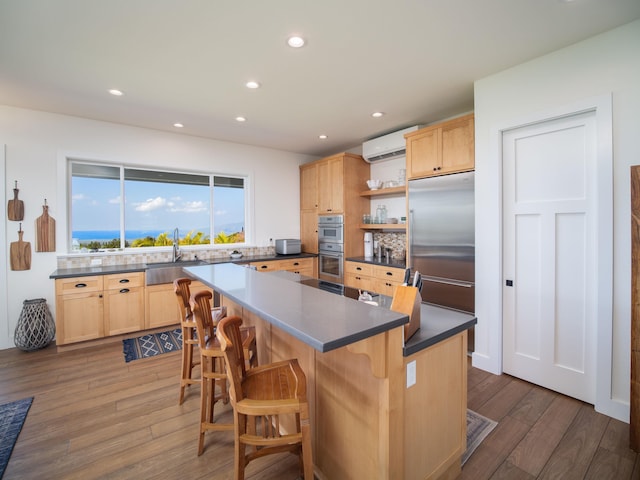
<box><xmin>408</xmin><ymin>171</ymin><xmax>475</xmax><ymax>313</ymax></box>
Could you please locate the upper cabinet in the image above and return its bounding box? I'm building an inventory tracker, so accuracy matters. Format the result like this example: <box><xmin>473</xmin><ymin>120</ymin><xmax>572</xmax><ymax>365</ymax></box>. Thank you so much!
<box><xmin>300</xmin><ymin>162</ymin><xmax>319</xmax><ymax>211</ymax></box>
<box><xmin>300</xmin><ymin>153</ymin><xmax>369</xmax><ymax>255</ymax></box>
<box><xmin>317</xmin><ymin>156</ymin><xmax>344</xmax><ymax>213</ymax></box>
<box><xmin>405</xmin><ymin>113</ymin><xmax>474</xmax><ymax>180</ymax></box>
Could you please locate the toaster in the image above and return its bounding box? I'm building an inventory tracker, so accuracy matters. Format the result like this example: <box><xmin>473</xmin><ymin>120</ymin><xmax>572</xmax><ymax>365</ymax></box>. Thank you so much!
<box><xmin>275</xmin><ymin>238</ymin><xmax>301</xmax><ymax>255</ymax></box>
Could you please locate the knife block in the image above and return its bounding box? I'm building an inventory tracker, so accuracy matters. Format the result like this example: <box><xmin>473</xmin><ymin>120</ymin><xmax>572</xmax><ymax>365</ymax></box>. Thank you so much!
<box><xmin>390</xmin><ymin>285</ymin><xmax>421</xmax><ymax>342</ymax></box>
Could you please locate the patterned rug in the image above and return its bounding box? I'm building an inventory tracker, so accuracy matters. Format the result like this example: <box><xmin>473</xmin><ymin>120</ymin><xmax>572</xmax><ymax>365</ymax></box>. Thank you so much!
<box><xmin>0</xmin><ymin>397</ymin><xmax>33</xmax><ymax>477</ymax></box>
<box><xmin>463</xmin><ymin>409</ymin><xmax>497</xmax><ymax>465</ymax></box>
<box><xmin>122</xmin><ymin>328</ymin><xmax>183</xmax><ymax>362</ymax></box>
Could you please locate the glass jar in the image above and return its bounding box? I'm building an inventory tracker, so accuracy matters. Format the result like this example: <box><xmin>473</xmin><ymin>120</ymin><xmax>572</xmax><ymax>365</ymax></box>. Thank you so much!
<box><xmin>375</xmin><ymin>205</ymin><xmax>383</xmax><ymax>224</ymax></box>
<box><xmin>379</xmin><ymin>205</ymin><xmax>387</xmax><ymax>223</ymax></box>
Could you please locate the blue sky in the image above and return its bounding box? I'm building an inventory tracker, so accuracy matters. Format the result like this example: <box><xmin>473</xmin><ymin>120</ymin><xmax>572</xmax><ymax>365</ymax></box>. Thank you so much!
<box><xmin>71</xmin><ymin>177</ymin><xmax>244</xmax><ymax>234</ymax></box>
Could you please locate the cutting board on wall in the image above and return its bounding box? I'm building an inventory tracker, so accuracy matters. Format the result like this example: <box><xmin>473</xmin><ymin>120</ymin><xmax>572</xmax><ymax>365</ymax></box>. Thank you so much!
<box><xmin>7</xmin><ymin>182</ymin><xmax>24</xmax><ymax>221</ymax></box>
<box><xmin>35</xmin><ymin>203</ymin><xmax>56</xmax><ymax>252</ymax></box>
<box><xmin>10</xmin><ymin>225</ymin><xmax>31</xmax><ymax>271</ymax></box>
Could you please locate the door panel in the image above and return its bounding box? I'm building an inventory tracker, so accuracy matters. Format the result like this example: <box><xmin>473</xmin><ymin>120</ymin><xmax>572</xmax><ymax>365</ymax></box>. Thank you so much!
<box><xmin>503</xmin><ymin>111</ymin><xmax>596</xmax><ymax>403</ymax></box>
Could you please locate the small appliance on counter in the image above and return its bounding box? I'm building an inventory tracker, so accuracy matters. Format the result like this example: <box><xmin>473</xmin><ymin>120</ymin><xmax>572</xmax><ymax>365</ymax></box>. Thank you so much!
<box><xmin>275</xmin><ymin>238</ymin><xmax>301</xmax><ymax>255</ymax></box>
<box><xmin>364</xmin><ymin>232</ymin><xmax>373</xmax><ymax>258</ymax></box>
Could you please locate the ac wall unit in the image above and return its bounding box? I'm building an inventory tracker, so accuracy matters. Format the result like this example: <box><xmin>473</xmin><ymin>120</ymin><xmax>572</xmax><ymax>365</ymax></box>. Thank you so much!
<box><xmin>362</xmin><ymin>125</ymin><xmax>420</xmax><ymax>163</ymax></box>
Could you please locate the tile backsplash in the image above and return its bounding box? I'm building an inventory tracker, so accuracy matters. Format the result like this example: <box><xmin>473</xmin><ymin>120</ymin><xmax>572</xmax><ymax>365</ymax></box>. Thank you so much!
<box><xmin>56</xmin><ymin>246</ymin><xmax>276</xmax><ymax>269</ymax></box>
<box><xmin>373</xmin><ymin>232</ymin><xmax>406</xmax><ymax>261</ymax></box>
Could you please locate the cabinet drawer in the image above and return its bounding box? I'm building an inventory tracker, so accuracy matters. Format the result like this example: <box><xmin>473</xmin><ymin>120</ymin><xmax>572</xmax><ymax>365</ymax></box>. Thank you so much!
<box><xmin>252</xmin><ymin>262</ymin><xmax>280</xmax><ymax>272</ymax></box>
<box><xmin>278</xmin><ymin>258</ymin><xmax>313</xmax><ymax>271</ymax></box>
<box><xmin>373</xmin><ymin>266</ymin><xmax>405</xmax><ymax>283</ymax></box>
<box><xmin>105</xmin><ymin>272</ymin><xmax>144</xmax><ymax>290</ymax></box>
<box><xmin>56</xmin><ymin>276</ymin><xmax>103</xmax><ymax>295</ymax></box>
<box><xmin>344</xmin><ymin>262</ymin><xmax>374</xmax><ymax>277</ymax></box>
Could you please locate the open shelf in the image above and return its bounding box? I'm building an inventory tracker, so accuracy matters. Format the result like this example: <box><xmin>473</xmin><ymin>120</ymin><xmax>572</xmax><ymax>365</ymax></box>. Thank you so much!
<box><xmin>359</xmin><ymin>223</ymin><xmax>406</xmax><ymax>231</ymax></box>
<box><xmin>360</xmin><ymin>186</ymin><xmax>406</xmax><ymax>197</ymax></box>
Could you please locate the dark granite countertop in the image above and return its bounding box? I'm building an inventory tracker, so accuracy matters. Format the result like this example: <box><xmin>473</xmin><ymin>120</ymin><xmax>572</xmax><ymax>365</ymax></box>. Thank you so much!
<box><xmin>49</xmin><ymin>252</ymin><xmax>317</xmax><ymax>279</ymax></box>
<box><xmin>346</xmin><ymin>256</ymin><xmax>406</xmax><ymax>269</ymax></box>
<box><xmin>185</xmin><ymin>263</ymin><xmax>409</xmax><ymax>353</ymax></box>
<box><xmin>186</xmin><ymin>263</ymin><xmax>475</xmax><ymax>356</ymax></box>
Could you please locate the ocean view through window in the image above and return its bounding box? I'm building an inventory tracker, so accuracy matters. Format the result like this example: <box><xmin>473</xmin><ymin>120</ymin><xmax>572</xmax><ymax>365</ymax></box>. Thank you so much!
<box><xmin>70</xmin><ymin>162</ymin><xmax>246</xmax><ymax>251</ymax></box>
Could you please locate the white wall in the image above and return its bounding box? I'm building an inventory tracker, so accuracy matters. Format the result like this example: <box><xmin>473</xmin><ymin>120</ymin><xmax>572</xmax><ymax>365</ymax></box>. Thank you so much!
<box><xmin>0</xmin><ymin>106</ymin><xmax>315</xmax><ymax>350</ymax></box>
<box><xmin>473</xmin><ymin>19</ymin><xmax>640</xmax><ymax>421</ymax></box>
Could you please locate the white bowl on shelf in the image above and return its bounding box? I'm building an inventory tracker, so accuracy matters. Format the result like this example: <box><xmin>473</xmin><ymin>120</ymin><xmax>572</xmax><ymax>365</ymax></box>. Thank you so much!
<box><xmin>230</xmin><ymin>253</ymin><xmax>243</xmax><ymax>259</ymax></box>
<box><xmin>367</xmin><ymin>179</ymin><xmax>382</xmax><ymax>190</ymax></box>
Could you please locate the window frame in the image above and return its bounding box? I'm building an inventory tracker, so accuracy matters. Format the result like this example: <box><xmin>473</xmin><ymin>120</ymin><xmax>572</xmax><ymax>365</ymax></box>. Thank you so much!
<box><xmin>65</xmin><ymin>158</ymin><xmax>251</xmax><ymax>253</ymax></box>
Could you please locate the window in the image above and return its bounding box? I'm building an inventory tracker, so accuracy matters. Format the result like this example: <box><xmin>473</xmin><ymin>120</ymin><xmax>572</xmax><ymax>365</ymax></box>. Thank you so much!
<box><xmin>70</xmin><ymin>162</ymin><xmax>246</xmax><ymax>251</ymax></box>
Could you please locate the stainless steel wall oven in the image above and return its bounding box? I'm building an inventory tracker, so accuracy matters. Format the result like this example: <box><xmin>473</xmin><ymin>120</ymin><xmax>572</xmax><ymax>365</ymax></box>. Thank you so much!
<box><xmin>318</xmin><ymin>215</ymin><xmax>344</xmax><ymax>282</ymax></box>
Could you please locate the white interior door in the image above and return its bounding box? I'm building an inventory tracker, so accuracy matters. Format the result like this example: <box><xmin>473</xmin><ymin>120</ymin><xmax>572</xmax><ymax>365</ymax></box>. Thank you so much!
<box><xmin>502</xmin><ymin>111</ymin><xmax>597</xmax><ymax>404</ymax></box>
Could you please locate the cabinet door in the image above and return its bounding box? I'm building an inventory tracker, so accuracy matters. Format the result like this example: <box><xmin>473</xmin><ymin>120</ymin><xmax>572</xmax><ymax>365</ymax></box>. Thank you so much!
<box><xmin>145</xmin><ymin>283</ymin><xmax>181</xmax><ymax>329</ymax></box>
<box><xmin>344</xmin><ymin>272</ymin><xmax>375</xmax><ymax>292</ymax></box>
<box><xmin>440</xmin><ymin>115</ymin><xmax>475</xmax><ymax>174</ymax></box>
<box><xmin>300</xmin><ymin>163</ymin><xmax>319</xmax><ymax>210</ymax></box>
<box><xmin>318</xmin><ymin>157</ymin><xmax>344</xmax><ymax>213</ymax></box>
<box><xmin>105</xmin><ymin>286</ymin><xmax>145</xmax><ymax>335</ymax></box>
<box><xmin>407</xmin><ymin>127</ymin><xmax>441</xmax><ymax>179</ymax></box>
<box><xmin>301</xmin><ymin>210</ymin><xmax>318</xmax><ymax>254</ymax></box>
<box><xmin>56</xmin><ymin>292</ymin><xmax>104</xmax><ymax>344</ymax></box>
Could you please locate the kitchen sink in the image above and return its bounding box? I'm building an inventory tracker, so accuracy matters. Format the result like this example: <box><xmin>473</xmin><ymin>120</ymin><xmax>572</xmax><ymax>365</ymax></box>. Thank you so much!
<box><xmin>145</xmin><ymin>260</ymin><xmax>209</xmax><ymax>285</ymax></box>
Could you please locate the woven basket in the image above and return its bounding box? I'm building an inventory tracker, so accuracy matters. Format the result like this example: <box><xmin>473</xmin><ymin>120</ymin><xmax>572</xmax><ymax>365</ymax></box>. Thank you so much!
<box><xmin>14</xmin><ymin>298</ymin><xmax>56</xmax><ymax>351</ymax></box>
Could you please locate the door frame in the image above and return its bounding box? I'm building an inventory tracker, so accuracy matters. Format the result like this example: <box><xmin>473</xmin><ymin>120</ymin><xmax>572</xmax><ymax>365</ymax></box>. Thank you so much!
<box><xmin>1</xmin><ymin>144</ymin><xmax>8</xmax><ymax>349</ymax></box>
<box><xmin>476</xmin><ymin>94</ymin><xmax>619</xmax><ymax>420</ymax></box>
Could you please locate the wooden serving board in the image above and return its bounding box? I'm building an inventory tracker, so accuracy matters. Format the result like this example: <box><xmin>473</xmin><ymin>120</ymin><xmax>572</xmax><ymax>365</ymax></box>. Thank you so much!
<box><xmin>10</xmin><ymin>228</ymin><xmax>31</xmax><ymax>271</ymax></box>
<box><xmin>8</xmin><ymin>185</ymin><xmax>24</xmax><ymax>221</ymax></box>
<box><xmin>35</xmin><ymin>204</ymin><xmax>56</xmax><ymax>252</ymax></box>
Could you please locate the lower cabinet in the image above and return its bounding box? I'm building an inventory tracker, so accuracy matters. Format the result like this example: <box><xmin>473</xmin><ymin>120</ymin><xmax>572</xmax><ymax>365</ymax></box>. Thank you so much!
<box><xmin>145</xmin><ymin>280</ymin><xmax>211</xmax><ymax>329</ymax></box>
<box><xmin>248</xmin><ymin>257</ymin><xmax>316</xmax><ymax>277</ymax></box>
<box><xmin>344</xmin><ymin>261</ymin><xmax>405</xmax><ymax>296</ymax></box>
<box><xmin>55</xmin><ymin>272</ymin><xmax>145</xmax><ymax>345</ymax></box>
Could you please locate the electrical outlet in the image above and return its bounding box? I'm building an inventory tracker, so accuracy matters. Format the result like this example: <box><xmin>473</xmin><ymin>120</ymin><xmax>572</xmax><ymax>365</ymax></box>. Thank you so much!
<box><xmin>406</xmin><ymin>360</ymin><xmax>416</xmax><ymax>388</ymax></box>
<box><xmin>91</xmin><ymin>258</ymin><xmax>102</xmax><ymax>266</ymax></box>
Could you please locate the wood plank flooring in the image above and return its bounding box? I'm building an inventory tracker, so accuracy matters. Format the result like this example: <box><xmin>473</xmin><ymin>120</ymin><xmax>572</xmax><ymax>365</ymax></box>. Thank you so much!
<box><xmin>0</xmin><ymin>342</ymin><xmax>638</xmax><ymax>479</ymax></box>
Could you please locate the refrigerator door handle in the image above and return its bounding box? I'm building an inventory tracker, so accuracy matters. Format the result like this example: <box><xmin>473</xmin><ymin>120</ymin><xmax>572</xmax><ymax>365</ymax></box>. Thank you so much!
<box><xmin>422</xmin><ymin>275</ymin><xmax>474</xmax><ymax>288</ymax></box>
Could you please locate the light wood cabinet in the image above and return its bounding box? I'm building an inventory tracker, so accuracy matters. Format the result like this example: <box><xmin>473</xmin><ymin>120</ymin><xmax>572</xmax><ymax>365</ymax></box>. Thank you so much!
<box><xmin>249</xmin><ymin>257</ymin><xmax>315</xmax><ymax>277</ymax></box>
<box><xmin>55</xmin><ymin>276</ymin><xmax>104</xmax><ymax>344</ymax></box>
<box><xmin>344</xmin><ymin>261</ymin><xmax>405</xmax><ymax>297</ymax></box>
<box><xmin>300</xmin><ymin>152</ymin><xmax>369</xmax><ymax>261</ymax></box>
<box><xmin>104</xmin><ymin>272</ymin><xmax>145</xmax><ymax>336</ymax></box>
<box><xmin>145</xmin><ymin>280</ymin><xmax>211</xmax><ymax>329</ymax></box>
<box><xmin>318</xmin><ymin>156</ymin><xmax>344</xmax><ymax>213</ymax></box>
<box><xmin>55</xmin><ymin>272</ymin><xmax>145</xmax><ymax>345</ymax></box>
<box><xmin>300</xmin><ymin>162</ymin><xmax>318</xmax><ymax>211</ymax></box>
<box><xmin>405</xmin><ymin>113</ymin><xmax>474</xmax><ymax>179</ymax></box>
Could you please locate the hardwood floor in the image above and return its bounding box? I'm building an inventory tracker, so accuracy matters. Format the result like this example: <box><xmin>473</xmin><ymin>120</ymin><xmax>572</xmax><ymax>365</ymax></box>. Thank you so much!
<box><xmin>462</xmin><ymin>360</ymin><xmax>640</xmax><ymax>480</ymax></box>
<box><xmin>1</xmin><ymin>342</ymin><xmax>638</xmax><ymax>479</ymax></box>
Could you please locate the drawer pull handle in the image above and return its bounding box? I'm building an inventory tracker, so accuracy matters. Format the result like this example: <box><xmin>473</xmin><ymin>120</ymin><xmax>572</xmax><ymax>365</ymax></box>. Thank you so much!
<box><xmin>356</xmin><ymin>267</ymin><xmax>362</xmax><ymax>271</ymax></box>
<box><xmin>119</xmin><ymin>288</ymin><xmax>130</xmax><ymax>294</ymax></box>
<box><xmin>386</xmin><ymin>272</ymin><xmax>393</xmax><ymax>276</ymax></box>
<box><xmin>260</xmin><ymin>265</ymin><xmax>268</xmax><ymax>269</ymax></box>
<box><xmin>75</xmin><ymin>283</ymin><xmax>87</xmax><ymax>288</ymax></box>
<box><xmin>119</xmin><ymin>279</ymin><xmax>130</xmax><ymax>283</ymax></box>
<box><xmin>294</xmin><ymin>262</ymin><xmax>299</xmax><ymax>266</ymax></box>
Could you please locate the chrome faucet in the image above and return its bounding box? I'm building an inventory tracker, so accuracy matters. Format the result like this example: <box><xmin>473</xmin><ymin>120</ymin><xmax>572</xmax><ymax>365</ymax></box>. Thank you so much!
<box><xmin>172</xmin><ymin>227</ymin><xmax>182</xmax><ymax>262</ymax></box>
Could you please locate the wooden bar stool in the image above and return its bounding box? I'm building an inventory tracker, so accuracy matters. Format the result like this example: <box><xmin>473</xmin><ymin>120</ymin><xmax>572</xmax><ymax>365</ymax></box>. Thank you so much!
<box><xmin>190</xmin><ymin>291</ymin><xmax>259</xmax><ymax>456</ymax></box>
<box><xmin>216</xmin><ymin>315</ymin><xmax>313</xmax><ymax>480</ymax></box>
<box><xmin>174</xmin><ymin>278</ymin><xmax>227</xmax><ymax>405</ymax></box>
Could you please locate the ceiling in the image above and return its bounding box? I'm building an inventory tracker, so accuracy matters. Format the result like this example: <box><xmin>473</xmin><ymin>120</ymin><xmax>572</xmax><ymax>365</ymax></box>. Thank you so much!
<box><xmin>1</xmin><ymin>1</ymin><xmax>639</xmax><ymax>158</ymax></box>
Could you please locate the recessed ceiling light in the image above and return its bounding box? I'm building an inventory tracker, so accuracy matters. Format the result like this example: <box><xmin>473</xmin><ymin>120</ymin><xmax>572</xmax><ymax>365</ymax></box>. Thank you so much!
<box><xmin>173</xmin><ymin>123</ymin><xmax>184</xmax><ymax>128</ymax></box>
<box><xmin>319</xmin><ymin>134</ymin><xmax>328</xmax><ymax>140</ymax></box>
<box><xmin>236</xmin><ymin>116</ymin><xmax>247</xmax><ymax>122</ymax></box>
<box><xmin>108</xmin><ymin>89</ymin><xmax>123</xmax><ymax>96</ymax></box>
<box><xmin>245</xmin><ymin>81</ymin><xmax>260</xmax><ymax>89</ymax></box>
<box><xmin>371</xmin><ymin>112</ymin><xmax>384</xmax><ymax>118</ymax></box>
<box><xmin>287</xmin><ymin>36</ymin><xmax>305</xmax><ymax>48</ymax></box>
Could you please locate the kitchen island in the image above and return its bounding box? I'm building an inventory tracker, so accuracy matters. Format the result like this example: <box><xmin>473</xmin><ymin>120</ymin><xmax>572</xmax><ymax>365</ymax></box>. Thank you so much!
<box><xmin>186</xmin><ymin>263</ymin><xmax>476</xmax><ymax>480</ymax></box>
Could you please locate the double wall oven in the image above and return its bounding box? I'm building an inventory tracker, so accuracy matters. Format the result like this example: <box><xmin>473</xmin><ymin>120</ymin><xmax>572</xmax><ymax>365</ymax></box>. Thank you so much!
<box><xmin>318</xmin><ymin>215</ymin><xmax>343</xmax><ymax>282</ymax></box>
